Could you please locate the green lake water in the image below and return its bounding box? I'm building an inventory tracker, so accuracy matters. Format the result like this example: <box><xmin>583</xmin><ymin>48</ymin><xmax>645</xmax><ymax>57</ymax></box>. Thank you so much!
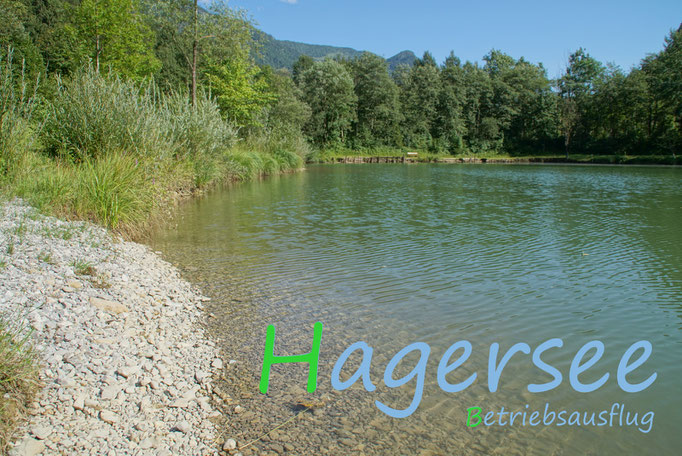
<box><xmin>151</xmin><ymin>164</ymin><xmax>682</xmax><ymax>455</ymax></box>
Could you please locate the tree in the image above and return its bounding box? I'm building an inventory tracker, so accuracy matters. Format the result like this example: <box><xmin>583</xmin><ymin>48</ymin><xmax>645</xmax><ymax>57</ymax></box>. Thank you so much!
<box><xmin>299</xmin><ymin>59</ymin><xmax>357</xmax><ymax>145</ymax></box>
<box><xmin>143</xmin><ymin>0</ymin><xmax>255</xmax><ymax>106</ymax></box>
<box><xmin>204</xmin><ymin>56</ymin><xmax>274</xmax><ymax>127</ymax></box>
<box><xmin>643</xmin><ymin>26</ymin><xmax>682</xmax><ymax>155</ymax></box>
<box><xmin>260</xmin><ymin>68</ymin><xmax>311</xmax><ymax>142</ymax></box>
<box><xmin>557</xmin><ymin>48</ymin><xmax>604</xmax><ymax>155</ymax></box>
<box><xmin>460</xmin><ymin>62</ymin><xmax>495</xmax><ymax>152</ymax></box>
<box><xmin>0</xmin><ymin>0</ymin><xmax>45</xmax><ymax>78</ymax></box>
<box><xmin>398</xmin><ymin>51</ymin><xmax>441</xmax><ymax>149</ymax></box>
<box><xmin>348</xmin><ymin>52</ymin><xmax>401</xmax><ymax>147</ymax></box>
<box><xmin>292</xmin><ymin>54</ymin><xmax>313</xmax><ymax>86</ymax></box>
<box><xmin>68</xmin><ymin>0</ymin><xmax>159</xmax><ymax>79</ymax></box>
<box><xmin>434</xmin><ymin>52</ymin><xmax>466</xmax><ymax>153</ymax></box>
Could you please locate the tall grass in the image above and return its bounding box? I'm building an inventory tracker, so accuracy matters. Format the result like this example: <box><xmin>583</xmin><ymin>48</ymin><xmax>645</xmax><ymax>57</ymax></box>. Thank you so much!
<box><xmin>0</xmin><ymin>52</ymin><xmax>42</xmax><ymax>179</ymax></box>
<box><xmin>0</xmin><ymin>316</ymin><xmax>40</xmax><ymax>454</ymax></box>
<box><xmin>1</xmin><ymin>58</ymin><xmax>305</xmax><ymax>234</ymax></box>
<box><xmin>160</xmin><ymin>90</ymin><xmax>238</xmax><ymax>159</ymax></box>
<box><xmin>43</xmin><ymin>67</ymin><xmax>171</xmax><ymax>159</ymax></box>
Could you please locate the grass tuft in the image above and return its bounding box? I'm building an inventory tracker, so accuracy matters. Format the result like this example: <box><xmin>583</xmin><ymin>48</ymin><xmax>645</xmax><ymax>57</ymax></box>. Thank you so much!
<box><xmin>70</xmin><ymin>259</ymin><xmax>96</xmax><ymax>276</ymax></box>
<box><xmin>0</xmin><ymin>316</ymin><xmax>40</xmax><ymax>453</ymax></box>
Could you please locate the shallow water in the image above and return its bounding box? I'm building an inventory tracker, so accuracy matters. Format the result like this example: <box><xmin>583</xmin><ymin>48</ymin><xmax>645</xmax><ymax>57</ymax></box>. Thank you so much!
<box><xmin>152</xmin><ymin>164</ymin><xmax>682</xmax><ymax>455</ymax></box>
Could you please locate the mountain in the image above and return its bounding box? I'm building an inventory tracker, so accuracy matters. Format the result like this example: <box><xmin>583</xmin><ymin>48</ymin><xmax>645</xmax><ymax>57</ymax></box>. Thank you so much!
<box><xmin>255</xmin><ymin>31</ymin><xmax>364</xmax><ymax>68</ymax></box>
<box><xmin>254</xmin><ymin>31</ymin><xmax>416</xmax><ymax>71</ymax></box>
<box><xmin>386</xmin><ymin>50</ymin><xmax>418</xmax><ymax>71</ymax></box>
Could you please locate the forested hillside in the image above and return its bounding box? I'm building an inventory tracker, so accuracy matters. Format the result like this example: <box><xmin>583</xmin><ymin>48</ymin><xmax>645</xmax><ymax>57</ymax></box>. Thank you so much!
<box><xmin>254</xmin><ymin>31</ymin><xmax>417</xmax><ymax>72</ymax></box>
<box><xmin>254</xmin><ymin>31</ymin><xmax>364</xmax><ymax>69</ymax></box>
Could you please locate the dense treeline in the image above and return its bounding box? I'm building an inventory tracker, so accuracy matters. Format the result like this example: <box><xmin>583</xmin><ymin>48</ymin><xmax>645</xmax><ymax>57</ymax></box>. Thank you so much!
<box><xmin>294</xmin><ymin>37</ymin><xmax>681</xmax><ymax>157</ymax></box>
<box><xmin>1</xmin><ymin>0</ymin><xmax>680</xmax><ymax>182</ymax></box>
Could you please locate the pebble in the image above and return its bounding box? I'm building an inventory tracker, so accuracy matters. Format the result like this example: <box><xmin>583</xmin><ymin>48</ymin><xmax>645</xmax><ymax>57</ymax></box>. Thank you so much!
<box><xmin>73</xmin><ymin>395</ymin><xmax>85</xmax><ymax>411</ymax></box>
<box><xmin>174</xmin><ymin>421</ymin><xmax>191</xmax><ymax>434</ymax></box>
<box><xmin>99</xmin><ymin>410</ymin><xmax>119</xmax><ymax>424</ymax></box>
<box><xmin>9</xmin><ymin>437</ymin><xmax>45</xmax><ymax>456</ymax></box>
<box><xmin>0</xmin><ymin>200</ymin><xmax>219</xmax><ymax>456</ymax></box>
<box><xmin>67</xmin><ymin>280</ymin><xmax>83</xmax><ymax>289</ymax></box>
<box><xmin>30</xmin><ymin>425</ymin><xmax>52</xmax><ymax>440</ymax></box>
<box><xmin>89</xmin><ymin>297</ymin><xmax>129</xmax><ymax>315</ymax></box>
<box><xmin>223</xmin><ymin>439</ymin><xmax>237</xmax><ymax>450</ymax></box>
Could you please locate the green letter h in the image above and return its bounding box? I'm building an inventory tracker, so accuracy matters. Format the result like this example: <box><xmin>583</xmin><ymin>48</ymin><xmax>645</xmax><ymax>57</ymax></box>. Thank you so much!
<box><xmin>259</xmin><ymin>322</ymin><xmax>324</xmax><ymax>394</ymax></box>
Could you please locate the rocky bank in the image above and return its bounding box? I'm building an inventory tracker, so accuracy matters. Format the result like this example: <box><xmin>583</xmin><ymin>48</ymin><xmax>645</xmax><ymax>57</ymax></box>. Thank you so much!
<box><xmin>0</xmin><ymin>200</ymin><xmax>226</xmax><ymax>455</ymax></box>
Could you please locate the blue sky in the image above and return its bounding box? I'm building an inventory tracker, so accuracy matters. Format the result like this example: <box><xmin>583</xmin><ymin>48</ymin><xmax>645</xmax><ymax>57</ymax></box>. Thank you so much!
<box><xmin>213</xmin><ymin>0</ymin><xmax>681</xmax><ymax>76</ymax></box>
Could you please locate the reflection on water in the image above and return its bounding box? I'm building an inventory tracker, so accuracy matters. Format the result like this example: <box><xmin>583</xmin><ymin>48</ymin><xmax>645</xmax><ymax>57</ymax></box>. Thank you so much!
<box><xmin>152</xmin><ymin>164</ymin><xmax>682</xmax><ymax>455</ymax></box>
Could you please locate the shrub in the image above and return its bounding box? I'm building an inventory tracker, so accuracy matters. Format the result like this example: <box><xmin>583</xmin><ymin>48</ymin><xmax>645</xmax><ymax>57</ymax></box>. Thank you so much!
<box><xmin>43</xmin><ymin>67</ymin><xmax>171</xmax><ymax>159</ymax></box>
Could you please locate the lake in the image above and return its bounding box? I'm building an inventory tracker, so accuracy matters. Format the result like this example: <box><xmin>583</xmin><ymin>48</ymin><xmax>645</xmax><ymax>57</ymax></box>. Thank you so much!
<box><xmin>151</xmin><ymin>164</ymin><xmax>682</xmax><ymax>455</ymax></box>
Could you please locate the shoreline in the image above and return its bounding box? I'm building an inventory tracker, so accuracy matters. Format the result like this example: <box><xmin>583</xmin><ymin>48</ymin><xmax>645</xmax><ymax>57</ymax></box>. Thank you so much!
<box><xmin>314</xmin><ymin>155</ymin><xmax>680</xmax><ymax>166</ymax></box>
<box><xmin>0</xmin><ymin>200</ymin><xmax>227</xmax><ymax>455</ymax></box>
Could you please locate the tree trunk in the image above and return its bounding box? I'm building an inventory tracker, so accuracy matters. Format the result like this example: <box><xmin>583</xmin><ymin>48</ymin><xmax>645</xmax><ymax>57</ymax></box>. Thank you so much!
<box><xmin>191</xmin><ymin>0</ymin><xmax>198</xmax><ymax>107</ymax></box>
<box><xmin>95</xmin><ymin>34</ymin><xmax>101</xmax><ymax>73</ymax></box>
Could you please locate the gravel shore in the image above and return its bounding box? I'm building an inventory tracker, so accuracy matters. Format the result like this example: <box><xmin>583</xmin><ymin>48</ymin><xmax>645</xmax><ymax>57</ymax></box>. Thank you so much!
<box><xmin>0</xmin><ymin>200</ymin><xmax>223</xmax><ymax>455</ymax></box>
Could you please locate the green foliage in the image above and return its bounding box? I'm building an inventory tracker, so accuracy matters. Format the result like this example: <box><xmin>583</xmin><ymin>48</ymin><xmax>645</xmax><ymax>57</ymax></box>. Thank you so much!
<box><xmin>398</xmin><ymin>52</ymin><xmax>442</xmax><ymax>150</ymax></box>
<box><xmin>348</xmin><ymin>53</ymin><xmax>401</xmax><ymax>148</ymax></box>
<box><xmin>0</xmin><ymin>315</ymin><xmax>39</xmax><ymax>454</ymax></box>
<box><xmin>205</xmin><ymin>57</ymin><xmax>275</xmax><ymax>127</ymax></box>
<box><xmin>142</xmin><ymin>0</ymin><xmax>257</xmax><ymax>100</ymax></box>
<box><xmin>299</xmin><ymin>59</ymin><xmax>357</xmax><ymax>145</ymax></box>
<box><xmin>78</xmin><ymin>153</ymin><xmax>157</xmax><ymax>229</ymax></box>
<box><xmin>254</xmin><ymin>31</ymin><xmax>364</xmax><ymax>70</ymax></box>
<box><xmin>70</xmin><ymin>258</ymin><xmax>96</xmax><ymax>276</ymax></box>
<box><xmin>43</xmin><ymin>67</ymin><xmax>170</xmax><ymax>159</ymax></box>
<box><xmin>260</xmin><ymin>68</ymin><xmax>311</xmax><ymax>142</ymax></box>
<box><xmin>0</xmin><ymin>0</ymin><xmax>45</xmax><ymax>79</ymax></box>
<box><xmin>68</xmin><ymin>0</ymin><xmax>160</xmax><ymax>79</ymax></box>
<box><xmin>643</xmin><ymin>26</ymin><xmax>682</xmax><ymax>154</ymax></box>
<box><xmin>0</xmin><ymin>50</ymin><xmax>42</xmax><ymax>179</ymax></box>
<box><xmin>159</xmin><ymin>90</ymin><xmax>238</xmax><ymax>159</ymax></box>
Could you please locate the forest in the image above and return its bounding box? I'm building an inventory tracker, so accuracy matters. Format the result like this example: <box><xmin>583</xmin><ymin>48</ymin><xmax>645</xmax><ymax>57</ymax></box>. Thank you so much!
<box><xmin>1</xmin><ymin>0</ymin><xmax>681</xmax><ymax>230</ymax></box>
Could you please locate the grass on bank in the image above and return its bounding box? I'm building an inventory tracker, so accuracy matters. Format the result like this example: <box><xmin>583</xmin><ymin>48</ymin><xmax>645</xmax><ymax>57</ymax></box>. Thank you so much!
<box><xmin>0</xmin><ymin>317</ymin><xmax>40</xmax><ymax>454</ymax></box>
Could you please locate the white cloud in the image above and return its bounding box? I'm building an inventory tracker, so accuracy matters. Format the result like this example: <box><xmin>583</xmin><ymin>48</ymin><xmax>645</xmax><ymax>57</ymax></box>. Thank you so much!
<box><xmin>280</xmin><ymin>0</ymin><xmax>298</xmax><ymax>4</ymax></box>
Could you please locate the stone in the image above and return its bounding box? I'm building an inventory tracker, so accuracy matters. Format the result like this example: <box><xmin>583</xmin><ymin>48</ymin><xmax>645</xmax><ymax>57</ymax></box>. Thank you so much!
<box><xmin>89</xmin><ymin>297</ymin><xmax>129</xmax><ymax>315</ymax></box>
<box><xmin>223</xmin><ymin>439</ymin><xmax>237</xmax><ymax>451</ymax></box>
<box><xmin>67</xmin><ymin>280</ymin><xmax>83</xmax><ymax>289</ymax></box>
<box><xmin>73</xmin><ymin>395</ymin><xmax>85</xmax><ymax>411</ymax></box>
<box><xmin>9</xmin><ymin>438</ymin><xmax>45</xmax><ymax>456</ymax></box>
<box><xmin>56</xmin><ymin>377</ymin><xmax>76</xmax><ymax>388</ymax></box>
<box><xmin>194</xmin><ymin>371</ymin><xmax>210</xmax><ymax>384</ymax></box>
<box><xmin>174</xmin><ymin>421</ymin><xmax>191</xmax><ymax>434</ymax></box>
<box><xmin>116</xmin><ymin>366</ymin><xmax>139</xmax><ymax>378</ymax></box>
<box><xmin>170</xmin><ymin>398</ymin><xmax>192</xmax><ymax>408</ymax></box>
<box><xmin>0</xmin><ymin>200</ymin><xmax>222</xmax><ymax>456</ymax></box>
<box><xmin>138</xmin><ymin>436</ymin><xmax>160</xmax><ymax>449</ymax></box>
<box><xmin>99</xmin><ymin>410</ymin><xmax>119</xmax><ymax>424</ymax></box>
<box><xmin>30</xmin><ymin>426</ymin><xmax>52</xmax><ymax>440</ymax></box>
<box><xmin>100</xmin><ymin>385</ymin><xmax>120</xmax><ymax>400</ymax></box>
